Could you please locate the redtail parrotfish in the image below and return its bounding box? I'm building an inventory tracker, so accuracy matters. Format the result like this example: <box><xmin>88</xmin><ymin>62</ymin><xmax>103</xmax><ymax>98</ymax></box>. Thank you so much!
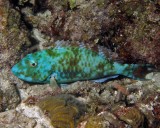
<box><xmin>11</xmin><ymin>40</ymin><xmax>153</xmax><ymax>84</ymax></box>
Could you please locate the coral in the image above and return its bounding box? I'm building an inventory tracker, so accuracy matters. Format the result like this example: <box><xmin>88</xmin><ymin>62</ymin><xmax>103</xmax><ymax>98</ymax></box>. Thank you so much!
<box><xmin>78</xmin><ymin>111</ymin><xmax>125</xmax><ymax>128</ymax></box>
<box><xmin>85</xmin><ymin>115</ymin><xmax>105</xmax><ymax>128</ymax></box>
<box><xmin>84</xmin><ymin>113</ymin><xmax>118</xmax><ymax>128</ymax></box>
<box><xmin>36</xmin><ymin>94</ymin><xmax>86</xmax><ymax>128</ymax></box>
<box><xmin>114</xmin><ymin>106</ymin><xmax>144</xmax><ymax>127</ymax></box>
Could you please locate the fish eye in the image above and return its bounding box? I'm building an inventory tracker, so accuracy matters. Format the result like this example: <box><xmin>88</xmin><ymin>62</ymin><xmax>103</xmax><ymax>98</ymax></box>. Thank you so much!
<box><xmin>30</xmin><ymin>61</ymin><xmax>37</xmax><ymax>67</ymax></box>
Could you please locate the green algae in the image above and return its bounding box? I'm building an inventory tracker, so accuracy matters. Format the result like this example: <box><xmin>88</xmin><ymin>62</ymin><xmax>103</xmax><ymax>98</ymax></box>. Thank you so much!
<box><xmin>68</xmin><ymin>0</ymin><xmax>76</xmax><ymax>9</ymax></box>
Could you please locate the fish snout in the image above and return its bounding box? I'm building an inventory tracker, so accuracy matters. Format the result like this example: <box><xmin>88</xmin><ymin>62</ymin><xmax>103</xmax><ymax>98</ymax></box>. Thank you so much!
<box><xmin>11</xmin><ymin>65</ymin><xmax>19</xmax><ymax>76</ymax></box>
<box><xmin>11</xmin><ymin>64</ymin><xmax>31</xmax><ymax>82</ymax></box>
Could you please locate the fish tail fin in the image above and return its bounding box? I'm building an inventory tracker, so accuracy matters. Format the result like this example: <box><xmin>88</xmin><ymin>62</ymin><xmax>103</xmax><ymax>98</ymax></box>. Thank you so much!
<box><xmin>132</xmin><ymin>64</ymin><xmax>156</xmax><ymax>80</ymax></box>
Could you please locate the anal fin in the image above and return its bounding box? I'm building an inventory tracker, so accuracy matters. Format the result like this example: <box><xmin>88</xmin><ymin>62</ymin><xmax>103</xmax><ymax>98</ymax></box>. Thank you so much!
<box><xmin>91</xmin><ymin>75</ymin><xmax>119</xmax><ymax>83</ymax></box>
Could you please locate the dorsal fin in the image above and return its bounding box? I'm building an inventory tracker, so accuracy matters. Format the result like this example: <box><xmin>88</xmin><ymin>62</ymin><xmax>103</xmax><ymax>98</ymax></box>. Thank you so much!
<box><xmin>52</xmin><ymin>40</ymin><xmax>89</xmax><ymax>48</ymax></box>
<box><xmin>51</xmin><ymin>40</ymin><xmax>121</xmax><ymax>61</ymax></box>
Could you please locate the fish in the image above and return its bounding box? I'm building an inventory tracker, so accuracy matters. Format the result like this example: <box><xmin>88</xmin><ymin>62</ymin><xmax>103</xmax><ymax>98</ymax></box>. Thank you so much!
<box><xmin>11</xmin><ymin>40</ymin><xmax>153</xmax><ymax>84</ymax></box>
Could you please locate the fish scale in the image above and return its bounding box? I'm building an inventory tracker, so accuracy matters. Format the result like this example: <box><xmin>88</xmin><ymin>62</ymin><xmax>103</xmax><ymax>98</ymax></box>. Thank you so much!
<box><xmin>11</xmin><ymin>40</ymin><xmax>152</xmax><ymax>84</ymax></box>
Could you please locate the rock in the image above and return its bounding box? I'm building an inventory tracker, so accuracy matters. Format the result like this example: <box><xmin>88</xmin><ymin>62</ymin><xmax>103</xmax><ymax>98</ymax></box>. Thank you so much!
<box><xmin>0</xmin><ymin>0</ymin><xmax>32</xmax><ymax>112</ymax></box>
<box><xmin>0</xmin><ymin>109</ymin><xmax>36</xmax><ymax>128</ymax></box>
<box><xmin>0</xmin><ymin>74</ymin><xmax>20</xmax><ymax>111</ymax></box>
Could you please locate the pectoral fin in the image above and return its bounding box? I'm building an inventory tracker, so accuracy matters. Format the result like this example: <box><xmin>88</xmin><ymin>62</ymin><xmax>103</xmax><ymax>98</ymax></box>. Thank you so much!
<box><xmin>50</xmin><ymin>76</ymin><xmax>60</xmax><ymax>90</ymax></box>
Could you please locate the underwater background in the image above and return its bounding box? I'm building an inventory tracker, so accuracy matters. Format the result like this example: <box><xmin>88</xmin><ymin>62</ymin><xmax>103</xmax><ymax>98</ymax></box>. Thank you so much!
<box><xmin>0</xmin><ymin>0</ymin><xmax>160</xmax><ymax>128</ymax></box>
